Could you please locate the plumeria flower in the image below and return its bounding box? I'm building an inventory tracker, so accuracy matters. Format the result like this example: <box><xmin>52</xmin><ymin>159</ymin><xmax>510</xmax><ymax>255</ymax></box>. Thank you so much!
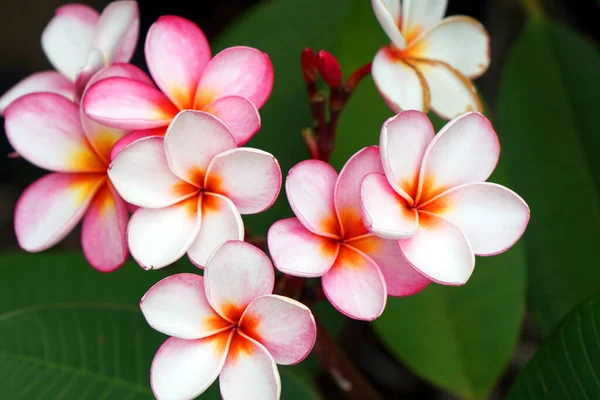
<box><xmin>360</xmin><ymin>110</ymin><xmax>530</xmax><ymax>285</ymax></box>
<box><xmin>83</xmin><ymin>15</ymin><xmax>273</xmax><ymax>146</ymax></box>
<box><xmin>268</xmin><ymin>147</ymin><xmax>430</xmax><ymax>321</ymax></box>
<box><xmin>108</xmin><ymin>110</ymin><xmax>281</xmax><ymax>270</ymax></box>
<box><xmin>371</xmin><ymin>0</ymin><xmax>490</xmax><ymax>119</ymax></box>
<box><xmin>3</xmin><ymin>63</ymin><xmax>150</xmax><ymax>272</ymax></box>
<box><xmin>0</xmin><ymin>1</ymin><xmax>139</xmax><ymax>113</ymax></box>
<box><xmin>141</xmin><ymin>240</ymin><xmax>317</xmax><ymax>400</ymax></box>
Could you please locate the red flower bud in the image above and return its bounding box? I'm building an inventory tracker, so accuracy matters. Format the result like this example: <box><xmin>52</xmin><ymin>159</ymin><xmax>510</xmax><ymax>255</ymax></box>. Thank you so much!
<box><xmin>316</xmin><ymin>50</ymin><xmax>342</xmax><ymax>88</ymax></box>
<box><xmin>301</xmin><ymin>48</ymin><xmax>318</xmax><ymax>84</ymax></box>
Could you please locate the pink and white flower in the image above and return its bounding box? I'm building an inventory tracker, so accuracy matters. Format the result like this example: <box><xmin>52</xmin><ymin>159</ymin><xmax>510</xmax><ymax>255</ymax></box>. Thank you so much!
<box><xmin>360</xmin><ymin>110</ymin><xmax>530</xmax><ymax>285</ymax></box>
<box><xmin>141</xmin><ymin>240</ymin><xmax>316</xmax><ymax>400</ymax></box>
<box><xmin>371</xmin><ymin>0</ymin><xmax>490</xmax><ymax>119</ymax></box>
<box><xmin>108</xmin><ymin>110</ymin><xmax>281</xmax><ymax>270</ymax></box>
<box><xmin>268</xmin><ymin>147</ymin><xmax>430</xmax><ymax>321</ymax></box>
<box><xmin>0</xmin><ymin>1</ymin><xmax>139</xmax><ymax>113</ymax></box>
<box><xmin>83</xmin><ymin>15</ymin><xmax>273</xmax><ymax>146</ymax></box>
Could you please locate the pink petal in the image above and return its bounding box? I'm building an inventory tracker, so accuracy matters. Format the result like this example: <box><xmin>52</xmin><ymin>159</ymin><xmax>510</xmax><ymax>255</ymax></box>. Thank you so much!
<box><xmin>322</xmin><ymin>245</ymin><xmax>387</xmax><ymax>321</ymax></box>
<box><xmin>195</xmin><ymin>46</ymin><xmax>274</xmax><ymax>110</ymax></box>
<box><xmin>128</xmin><ymin>196</ymin><xmax>201</xmax><ymax>270</ymax></box>
<box><xmin>360</xmin><ymin>173</ymin><xmax>418</xmax><ymax>239</ymax></box>
<box><xmin>75</xmin><ymin>48</ymin><xmax>105</xmax><ymax>99</ymax></box>
<box><xmin>83</xmin><ymin>77</ymin><xmax>178</xmax><ymax>130</ymax></box>
<box><xmin>14</xmin><ymin>172</ymin><xmax>105</xmax><ymax>252</ymax></box>
<box><xmin>81</xmin><ymin>182</ymin><xmax>128</xmax><ymax>272</ymax></box>
<box><xmin>347</xmin><ymin>235</ymin><xmax>429</xmax><ymax>296</ymax></box>
<box><xmin>41</xmin><ymin>4</ymin><xmax>99</xmax><ymax>81</ymax></box>
<box><xmin>163</xmin><ymin>110</ymin><xmax>236</xmax><ymax>187</ymax></box>
<box><xmin>109</xmin><ymin>127</ymin><xmax>167</xmax><ymax>161</ymax></box>
<box><xmin>85</xmin><ymin>62</ymin><xmax>154</xmax><ymax>89</ymax></box>
<box><xmin>151</xmin><ymin>332</ymin><xmax>232</xmax><ymax>400</ymax></box>
<box><xmin>220</xmin><ymin>333</ymin><xmax>281</xmax><ymax>400</ymax></box>
<box><xmin>400</xmin><ymin>211</ymin><xmax>474</xmax><ymax>285</ymax></box>
<box><xmin>203</xmin><ymin>96</ymin><xmax>261</xmax><ymax>145</ymax></box>
<box><xmin>205</xmin><ymin>148</ymin><xmax>281</xmax><ymax>215</ymax></box>
<box><xmin>372</xmin><ymin>48</ymin><xmax>429</xmax><ymax>113</ymax></box>
<box><xmin>400</xmin><ymin>0</ymin><xmax>447</xmax><ymax>39</ymax></box>
<box><xmin>146</xmin><ymin>16</ymin><xmax>211</xmax><ymax>110</ymax></box>
<box><xmin>416</xmin><ymin>112</ymin><xmax>499</xmax><ymax>204</ymax></box>
<box><xmin>0</xmin><ymin>71</ymin><xmax>74</xmax><ymax>114</ymax></box>
<box><xmin>267</xmin><ymin>218</ymin><xmax>339</xmax><ymax>278</ymax></box>
<box><xmin>187</xmin><ymin>193</ymin><xmax>244</xmax><ymax>268</ymax></box>
<box><xmin>372</xmin><ymin>0</ymin><xmax>406</xmax><ymax>49</ymax></box>
<box><xmin>286</xmin><ymin>160</ymin><xmax>340</xmax><ymax>238</ymax></box>
<box><xmin>80</xmin><ymin>105</ymin><xmax>127</xmax><ymax>164</ymax></box>
<box><xmin>141</xmin><ymin>273</ymin><xmax>232</xmax><ymax>340</ymax></box>
<box><xmin>240</xmin><ymin>294</ymin><xmax>316</xmax><ymax>365</ymax></box>
<box><xmin>204</xmin><ymin>241</ymin><xmax>274</xmax><ymax>323</ymax></box>
<box><xmin>4</xmin><ymin>93</ymin><xmax>105</xmax><ymax>173</ymax></box>
<box><xmin>380</xmin><ymin>110</ymin><xmax>434</xmax><ymax>203</ymax></box>
<box><xmin>421</xmin><ymin>182</ymin><xmax>530</xmax><ymax>256</ymax></box>
<box><xmin>93</xmin><ymin>0</ymin><xmax>139</xmax><ymax>64</ymax></box>
<box><xmin>108</xmin><ymin>136</ymin><xmax>197</xmax><ymax>208</ymax></box>
<box><xmin>334</xmin><ymin>146</ymin><xmax>384</xmax><ymax>239</ymax></box>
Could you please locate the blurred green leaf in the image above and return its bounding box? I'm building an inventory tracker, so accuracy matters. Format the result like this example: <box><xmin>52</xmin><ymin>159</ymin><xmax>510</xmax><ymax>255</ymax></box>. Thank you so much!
<box><xmin>507</xmin><ymin>293</ymin><xmax>600</xmax><ymax>400</ymax></box>
<box><xmin>498</xmin><ymin>18</ymin><xmax>600</xmax><ymax>336</ymax></box>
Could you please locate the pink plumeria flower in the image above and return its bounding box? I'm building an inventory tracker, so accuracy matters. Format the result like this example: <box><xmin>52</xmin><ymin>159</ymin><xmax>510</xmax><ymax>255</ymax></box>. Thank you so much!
<box><xmin>268</xmin><ymin>147</ymin><xmax>430</xmax><ymax>321</ymax></box>
<box><xmin>141</xmin><ymin>240</ymin><xmax>316</xmax><ymax>400</ymax></box>
<box><xmin>83</xmin><ymin>15</ymin><xmax>273</xmax><ymax>146</ymax></box>
<box><xmin>360</xmin><ymin>110</ymin><xmax>530</xmax><ymax>285</ymax></box>
<box><xmin>3</xmin><ymin>63</ymin><xmax>151</xmax><ymax>272</ymax></box>
<box><xmin>0</xmin><ymin>1</ymin><xmax>139</xmax><ymax>113</ymax></box>
<box><xmin>371</xmin><ymin>0</ymin><xmax>490</xmax><ymax>120</ymax></box>
<box><xmin>108</xmin><ymin>110</ymin><xmax>281</xmax><ymax>270</ymax></box>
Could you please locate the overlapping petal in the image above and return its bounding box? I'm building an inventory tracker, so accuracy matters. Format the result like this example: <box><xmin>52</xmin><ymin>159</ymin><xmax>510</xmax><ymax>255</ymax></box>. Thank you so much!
<box><xmin>371</xmin><ymin>0</ymin><xmax>406</xmax><ymax>49</ymax></box>
<box><xmin>202</xmin><ymin>96</ymin><xmax>261</xmax><ymax>145</ymax></box>
<box><xmin>75</xmin><ymin>48</ymin><xmax>105</xmax><ymax>98</ymax></box>
<box><xmin>0</xmin><ymin>71</ymin><xmax>74</xmax><ymax>114</ymax></box>
<box><xmin>85</xmin><ymin>62</ymin><xmax>154</xmax><ymax>89</ymax></box>
<box><xmin>92</xmin><ymin>0</ymin><xmax>139</xmax><ymax>64</ymax></box>
<box><xmin>401</xmin><ymin>0</ymin><xmax>448</xmax><ymax>38</ymax></box>
<box><xmin>80</xmin><ymin>107</ymin><xmax>127</xmax><ymax>164</ymax></box>
<box><xmin>109</xmin><ymin>127</ymin><xmax>167</xmax><ymax>161</ymax></box>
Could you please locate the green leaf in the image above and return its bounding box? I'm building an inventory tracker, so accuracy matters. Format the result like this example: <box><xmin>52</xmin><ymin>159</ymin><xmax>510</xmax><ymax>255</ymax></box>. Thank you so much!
<box><xmin>507</xmin><ymin>293</ymin><xmax>600</xmax><ymax>400</ymax></box>
<box><xmin>498</xmin><ymin>18</ymin><xmax>600</xmax><ymax>336</ymax></box>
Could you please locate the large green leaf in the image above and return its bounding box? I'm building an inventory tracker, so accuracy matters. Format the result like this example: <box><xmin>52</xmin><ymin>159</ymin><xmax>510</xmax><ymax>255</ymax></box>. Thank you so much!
<box><xmin>498</xmin><ymin>17</ymin><xmax>600</xmax><ymax>336</ymax></box>
<box><xmin>507</xmin><ymin>293</ymin><xmax>600</xmax><ymax>400</ymax></box>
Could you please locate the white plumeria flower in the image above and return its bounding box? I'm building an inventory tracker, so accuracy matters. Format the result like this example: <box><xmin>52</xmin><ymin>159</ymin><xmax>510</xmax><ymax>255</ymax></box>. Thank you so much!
<box><xmin>141</xmin><ymin>240</ymin><xmax>317</xmax><ymax>400</ymax></box>
<box><xmin>371</xmin><ymin>0</ymin><xmax>490</xmax><ymax>120</ymax></box>
<box><xmin>108</xmin><ymin>110</ymin><xmax>282</xmax><ymax>270</ymax></box>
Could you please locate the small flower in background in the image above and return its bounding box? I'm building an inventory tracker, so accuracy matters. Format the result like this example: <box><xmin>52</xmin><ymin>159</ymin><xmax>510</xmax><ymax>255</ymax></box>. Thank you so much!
<box><xmin>0</xmin><ymin>0</ymin><xmax>139</xmax><ymax>113</ymax></box>
<box><xmin>268</xmin><ymin>147</ymin><xmax>429</xmax><ymax>321</ymax></box>
<box><xmin>141</xmin><ymin>240</ymin><xmax>316</xmax><ymax>400</ymax></box>
<box><xmin>83</xmin><ymin>15</ymin><xmax>273</xmax><ymax>146</ymax></box>
<box><xmin>108</xmin><ymin>110</ymin><xmax>281</xmax><ymax>270</ymax></box>
<box><xmin>371</xmin><ymin>0</ymin><xmax>490</xmax><ymax>120</ymax></box>
<box><xmin>360</xmin><ymin>110</ymin><xmax>529</xmax><ymax>285</ymax></box>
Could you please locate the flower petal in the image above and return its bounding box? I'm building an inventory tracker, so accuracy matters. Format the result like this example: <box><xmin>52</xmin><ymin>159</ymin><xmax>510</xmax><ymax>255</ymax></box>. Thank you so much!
<box><xmin>146</xmin><ymin>16</ymin><xmax>211</xmax><ymax>110</ymax></box>
<box><xmin>163</xmin><ymin>110</ymin><xmax>236</xmax><ymax>187</ymax></box>
<box><xmin>322</xmin><ymin>245</ymin><xmax>387</xmax><ymax>321</ymax></box>
<box><xmin>4</xmin><ymin>93</ymin><xmax>105</xmax><ymax>173</ymax></box>
<box><xmin>195</xmin><ymin>46</ymin><xmax>274</xmax><ymax>109</ymax></box>
<box><xmin>75</xmin><ymin>48</ymin><xmax>105</xmax><ymax>99</ymax></box>
<box><xmin>415</xmin><ymin>112</ymin><xmax>499</xmax><ymax>203</ymax></box>
<box><xmin>151</xmin><ymin>333</ymin><xmax>232</xmax><ymax>400</ymax></box>
<box><xmin>83</xmin><ymin>77</ymin><xmax>178</xmax><ymax>130</ymax></box>
<box><xmin>371</xmin><ymin>0</ymin><xmax>406</xmax><ymax>49</ymax></box>
<box><xmin>372</xmin><ymin>49</ymin><xmax>429</xmax><ymax>113</ymax></box>
<box><xmin>14</xmin><ymin>173</ymin><xmax>105</xmax><ymax>252</ymax></box>
<box><xmin>85</xmin><ymin>62</ymin><xmax>155</xmax><ymax>89</ymax></box>
<box><xmin>204</xmin><ymin>240</ymin><xmax>274</xmax><ymax>323</ymax></box>
<box><xmin>401</xmin><ymin>0</ymin><xmax>447</xmax><ymax>39</ymax></box>
<box><xmin>286</xmin><ymin>160</ymin><xmax>340</xmax><ymax>238</ymax></box>
<box><xmin>347</xmin><ymin>235</ymin><xmax>429</xmax><ymax>296</ymax></box>
<box><xmin>400</xmin><ymin>211</ymin><xmax>474</xmax><ymax>285</ymax></box>
<box><xmin>267</xmin><ymin>218</ymin><xmax>339</xmax><ymax>278</ymax></box>
<box><xmin>421</xmin><ymin>182</ymin><xmax>530</xmax><ymax>256</ymax></box>
<box><xmin>205</xmin><ymin>148</ymin><xmax>281</xmax><ymax>214</ymax></box>
<box><xmin>141</xmin><ymin>273</ymin><xmax>232</xmax><ymax>340</ymax></box>
<box><xmin>80</xmin><ymin>105</ymin><xmax>127</xmax><ymax>165</ymax></box>
<box><xmin>128</xmin><ymin>196</ymin><xmax>201</xmax><ymax>270</ymax></box>
<box><xmin>109</xmin><ymin>127</ymin><xmax>167</xmax><ymax>161</ymax></box>
<box><xmin>92</xmin><ymin>0</ymin><xmax>139</xmax><ymax>64</ymax></box>
<box><xmin>220</xmin><ymin>333</ymin><xmax>281</xmax><ymax>400</ymax></box>
<box><xmin>81</xmin><ymin>183</ymin><xmax>128</xmax><ymax>272</ymax></box>
<box><xmin>0</xmin><ymin>71</ymin><xmax>74</xmax><ymax>114</ymax></box>
<box><xmin>41</xmin><ymin>4</ymin><xmax>99</xmax><ymax>81</ymax></box>
<box><xmin>334</xmin><ymin>146</ymin><xmax>384</xmax><ymax>239</ymax></box>
<box><xmin>408</xmin><ymin>16</ymin><xmax>490</xmax><ymax>79</ymax></box>
<box><xmin>240</xmin><ymin>294</ymin><xmax>316</xmax><ymax>365</ymax></box>
<box><xmin>360</xmin><ymin>173</ymin><xmax>418</xmax><ymax>239</ymax></box>
<box><xmin>187</xmin><ymin>193</ymin><xmax>244</xmax><ymax>268</ymax></box>
<box><xmin>203</xmin><ymin>96</ymin><xmax>261</xmax><ymax>145</ymax></box>
<box><xmin>380</xmin><ymin>110</ymin><xmax>434</xmax><ymax>202</ymax></box>
<box><xmin>407</xmin><ymin>59</ymin><xmax>482</xmax><ymax>120</ymax></box>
